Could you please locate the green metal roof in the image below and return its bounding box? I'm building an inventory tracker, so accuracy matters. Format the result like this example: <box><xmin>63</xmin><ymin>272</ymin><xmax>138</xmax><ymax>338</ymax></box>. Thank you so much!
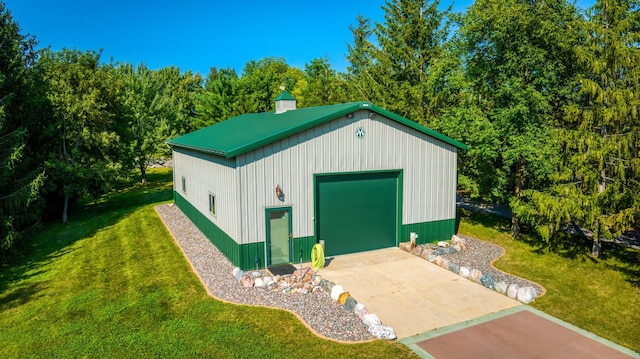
<box><xmin>167</xmin><ymin>102</ymin><xmax>468</xmax><ymax>158</ymax></box>
<box><xmin>275</xmin><ymin>90</ymin><xmax>296</xmax><ymax>101</ymax></box>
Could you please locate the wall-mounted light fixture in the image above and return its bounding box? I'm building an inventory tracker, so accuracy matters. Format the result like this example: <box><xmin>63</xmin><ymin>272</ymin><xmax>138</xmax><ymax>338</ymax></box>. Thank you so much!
<box><xmin>275</xmin><ymin>184</ymin><xmax>285</xmax><ymax>201</ymax></box>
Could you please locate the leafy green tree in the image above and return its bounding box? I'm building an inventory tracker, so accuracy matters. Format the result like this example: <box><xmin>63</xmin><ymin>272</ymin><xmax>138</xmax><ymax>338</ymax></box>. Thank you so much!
<box><xmin>159</xmin><ymin>67</ymin><xmax>203</xmax><ymax>136</ymax></box>
<box><xmin>196</xmin><ymin>67</ymin><xmax>240</xmax><ymax>126</ymax></box>
<box><xmin>236</xmin><ymin>57</ymin><xmax>304</xmax><ymax>113</ymax></box>
<box><xmin>459</xmin><ymin>0</ymin><xmax>583</xmax><ymax>235</ymax></box>
<box><xmin>41</xmin><ymin>49</ymin><xmax>128</xmax><ymax>222</ymax></box>
<box><xmin>0</xmin><ymin>2</ymin><xmax>46</xmax><ymax>258</ymax></box>
<box><xmin>515</xmin><ymin>0</ymin><xmax>640</xmax><ymax>256</ymax></box>
<box><xmin>118</xmin><ymin>63</ymin><xmax>167</xmax><ymax>184</ymax></box>
<box><xmin>300</xmin><ymin>57</ymin><xmax>348</xmax><ymax>107</ymax></box>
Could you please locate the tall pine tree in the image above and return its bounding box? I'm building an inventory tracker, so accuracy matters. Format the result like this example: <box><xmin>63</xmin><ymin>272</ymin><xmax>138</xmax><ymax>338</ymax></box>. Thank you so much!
<box><xmin>519</xmin><ymin>0</ymin><xmax>640</xmax><ymax>256</ymax></box>
<box><xmin>0</xmin><ymin>2</ymin><xmax>45</xmax><ymax>259</ymax></box>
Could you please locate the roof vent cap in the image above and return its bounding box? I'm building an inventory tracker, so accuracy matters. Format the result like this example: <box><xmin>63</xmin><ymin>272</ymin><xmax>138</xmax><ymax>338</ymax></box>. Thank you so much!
<box><xmin>275</xmin><ymin>90</ymin><xmax>296</xmax><ymax>114</ymax></box>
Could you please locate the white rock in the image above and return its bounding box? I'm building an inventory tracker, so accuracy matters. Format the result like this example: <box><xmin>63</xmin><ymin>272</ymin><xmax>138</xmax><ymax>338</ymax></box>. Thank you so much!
<box><xmin>362</xmin><ymin>313</ymin><xmax>382</xmax><ymax>327</ymax></box>
<box><xmin>494</xmin><ymin>281</ymin><xmax>508</xmax><ymax>294</ymax></box>
<box><xmin>251</xmin><ymin>271</ymin><xmax>261</xmax><ymax>278</ymax></box>
<box><xmin>232</xmin><ymin>267</ymin><xmax>241</xmax><ymax>276</ymax></box>
<box><xmin>313</xmin><ymin>275</ymin><xmax>322</xmax><ymax>285</ymax></box>
<box><xmin>517</xmin><ymin>286</ymin><xmax>537</xmax><ymax>304</ymax></box>
<box><xmin>459</xmin><ymin>266</ymin><xmax>471</xmax><ymax>278</ymax></box>
<box><xmin>470</xmin><ymin>269</ymin><xmax>483</xmax><ymax>282</ymax></box>
<box><xmin>354</xmin><ymin>303</ymin><xmax>366</xmax><ymax>316</ymax></box>
<box><xmin>254</xmin><ymin>278</ymin><xmax>265</xmax><ymax>287</ymax></box>
<box><xmin>437</xmin><ymin>241</ymin><xmax>450</xmax><ymax>247</ymax></box>
<box><xmin>368</xmin><ymin>324</ymin><xmax>397</xmax><ymax>340</ymax></box>
<box><xmin>262</xmin><ymin>276</ymin><xmax>274</xmax><ymax>286</ymax></box>
<box><xmin>507</xmin><ymin>283</ymin><xmax>519</xmax><ymax>299</ymax></box>
<box><xmin>330</xmin><ymin>285</ymin><xmax>345</xmax><ymax>301</ymax></box>
<box><xmin>453</xmin><ymin>244</ymin><xmax>462</xmax><ymax>252</ymax></box>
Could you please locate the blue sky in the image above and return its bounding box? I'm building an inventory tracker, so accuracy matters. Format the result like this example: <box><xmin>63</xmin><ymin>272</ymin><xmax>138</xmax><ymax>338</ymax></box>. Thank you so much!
<box><xmin>5</xmin><ymin>0</ymin><xmax>594</xmax><ymax>77</ymax></box>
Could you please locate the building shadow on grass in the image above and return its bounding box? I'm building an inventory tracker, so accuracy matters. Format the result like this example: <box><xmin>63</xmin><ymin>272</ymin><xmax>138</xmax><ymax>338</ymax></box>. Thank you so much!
<box><xmin>0</xmin><ymin>169</ymin><xmax>174</xmax><ymax>309</ymax></box>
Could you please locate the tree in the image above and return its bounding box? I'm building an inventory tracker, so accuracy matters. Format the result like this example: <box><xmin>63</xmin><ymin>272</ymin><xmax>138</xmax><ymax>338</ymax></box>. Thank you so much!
<box><xmin>0</xmin><ymin>2</ymin><xmax>46</xmax><ymax>258</ymax></box>
<box><xmin>345</xmin><ymin>1</ymin><xmax>453</xmax><ymax>124</ymax></box>
<box><xmin>41</xmin><ymin>49</ymin><xmax>128</xmax><ymax>222</ymax></box>
<box><xmin>516</xmin><ymin>0</ymin><xmax>640</xmax><ymax>256</ymax></box>
<box><xmin>196</xmin><ymin>66</ymin><xmax>240</xmax><ymax>126</ymax></box>
<box><xmin>459</xmin><ymin>0</ymin><xmax>583</xmax><ymax>235</ymax></box>
<box><xmin>346</xmin><ymin>15</ymin><xmax>385</xmax><ymax>103</ymax></box>
<box><xmin>118</xmin><ymin>63</ymin><xmax>169</xmax><ymax>184</ymax></box>
<box><xmin>300</xmin><ymin>57</ymin><xmax>348</xmax><ymax>107</ymax></box>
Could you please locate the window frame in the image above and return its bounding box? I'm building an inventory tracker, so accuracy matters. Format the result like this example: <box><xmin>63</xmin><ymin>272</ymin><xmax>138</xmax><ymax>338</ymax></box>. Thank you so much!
<box><xmin>208</xmin><ymin>192</ymin><xmax>216</xmax><ymax>216</ymax></box>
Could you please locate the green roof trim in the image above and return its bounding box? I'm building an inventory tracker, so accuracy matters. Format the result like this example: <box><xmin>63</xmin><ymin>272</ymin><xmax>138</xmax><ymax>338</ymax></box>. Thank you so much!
<box><xmin>275</xmin><ymin>90</ymin><xmax>296</xmax><ymax>101</ymax></box>
<box><xmin>167</xmin><ymin>102</ymin><xmax>468</xmax><ymax>158</ymax></box>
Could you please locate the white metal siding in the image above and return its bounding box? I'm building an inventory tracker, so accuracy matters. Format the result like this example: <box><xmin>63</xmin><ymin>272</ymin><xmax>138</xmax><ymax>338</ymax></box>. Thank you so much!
<box><xmin>172</xmin><ymin>148</ymin><xmax>239</xmax><ymax>240</ymax></box>
<box><xmin>236</xmin><ymin>109</ymin><xmax>458</xmax><ymax>244</ymax></box>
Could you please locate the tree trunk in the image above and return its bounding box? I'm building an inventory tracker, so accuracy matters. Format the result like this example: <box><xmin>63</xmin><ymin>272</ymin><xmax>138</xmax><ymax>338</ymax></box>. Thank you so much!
<box><xmin>511</xmin><ymin>161</ymin><xmax>524</xmax><ymax>237</ymax></box>
<box><xmin>592</xmin><ymin>218</ymin><xmax>602</xmax><ymax>257</ymax></box>
<box><xmin>62</xmin><ymin>193</ymin><xmax>69</xmax><ymax>223</ymax></box>
<box><xmin>140</xmin><ymin>164</ymin><xmax>147</xmax><ymax>185</ymax></box>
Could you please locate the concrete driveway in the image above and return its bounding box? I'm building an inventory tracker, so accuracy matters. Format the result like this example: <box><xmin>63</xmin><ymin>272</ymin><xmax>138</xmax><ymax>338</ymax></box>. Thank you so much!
<box><xmin>317</xmin><ymin>247</ymin><xmax>521</xmax><ymax>339</ymax></box>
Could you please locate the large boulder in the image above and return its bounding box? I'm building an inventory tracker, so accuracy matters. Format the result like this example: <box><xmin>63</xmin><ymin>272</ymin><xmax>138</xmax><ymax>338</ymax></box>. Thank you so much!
<box><xmin>344</xmin><ymin>296</ymin><xmax>357</xmax><ymax>311</ymax></box>
<box><xmin>337</xmin><ymin>291</ymin><xmax>350</xmax><ymax>305</ymax></box>
<box><xmin>369</xmin><ymin>324</ymin><xmax>397</xmax><ymax>340</ymax></box>
<box><xmin>494</xmin><ymin>281</ymin><xmax>508</xmax><ymax>294</ymax></box>
<box><xmin>254</xmin><ymin>277</ymin><xmax>265</xmax><ymax>288</ymax></box>
<box><xmin>517</xmin><ymin>286</ymin><xmax>537</xmax><ymax>304</ymax></box>
<box><xmin>480</xmin><ymin>274</ymin><xmax>495</xmax><ymax>290</ymax></box>
<box><xmin>330</xmin><ymin>285</ymin><xmax>345</xmax><ymax>301</ymax></box>
<box><xmin>362</xmin><ymin>313</ymin><xmax>382</xmax><ymax>327</ymax></box>
<box><xmin>459</xmin><ymin>266</ymin><xmax>471</xmax><ymax>279</ymax></box>
<box><xmin>399</xmin><ymin>241</ymin><xmax>412</xmax><ymax>252</ymax></box>
<box><xmin>233</xmin><ymin>268</ymin><xmax>245</xmax><ymax>281</ymax></box>
<box><xmin>239</xmin><ymin>275</ymin><xmax>254</xmax><ymax>288</ymax></box>
<box><xmin>507</xmin><ymin>283</ymin><xmax>519</xmax><ymax>299</ymax></box>
<box><xmin>470</xmin><ymin>269</ymin><xmax>483</xmax><ymax>283</ymax></box>
<box><xmin>448</xmin><ymin>262</ymin><xmax>460</xmax><ymax>274</ymax></box>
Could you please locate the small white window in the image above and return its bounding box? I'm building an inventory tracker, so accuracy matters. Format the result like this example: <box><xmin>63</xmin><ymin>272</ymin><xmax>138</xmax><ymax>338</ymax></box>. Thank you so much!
<box><xmin>208</xmin><ymin>193</ymin><xmax>216</xmax><ymax>216</ymax></box>
<box><xmin>181</xmin><ymin>176</ymin><xmax>187</xmax><ymax>193</ymax></box>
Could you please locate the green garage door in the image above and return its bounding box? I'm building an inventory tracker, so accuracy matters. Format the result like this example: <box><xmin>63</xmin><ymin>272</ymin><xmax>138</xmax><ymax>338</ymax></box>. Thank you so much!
<box><xmin>316</xmin><ymin>172</ymin><xmax>399</xmax><ymax>256</ymax></box>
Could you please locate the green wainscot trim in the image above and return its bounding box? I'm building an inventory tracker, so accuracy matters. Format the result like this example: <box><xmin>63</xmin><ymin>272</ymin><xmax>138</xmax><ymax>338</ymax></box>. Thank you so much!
<box><xmin>292</xmin><ymin>236</ymin><xmax>317</xmax><ymax>264</ymax></box>
<box><xmin>239</xmin><ymin>241</ymin><xmax>267</xmax><ymax>271</ymax></box>
<box><xmin>175</xmin><ymin>192</ymin><xmax>241</xmax><ymax>267</ymax></box>
<box><xmin>401</xmin><ymin>218</ymin><xmax>456</xmax><ymax>245</ymax></box>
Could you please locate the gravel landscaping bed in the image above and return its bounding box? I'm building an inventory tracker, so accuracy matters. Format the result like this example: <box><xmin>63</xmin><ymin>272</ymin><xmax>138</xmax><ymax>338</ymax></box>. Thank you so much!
<box><xmin>155</xmin><ymin>204</ymin><xmax>374</xmax><ymax>342</ymax></box>
<box><xmin>440</xmin><ymin>235</ymin><xmax>545</xmax><ymax>295</ymax></box>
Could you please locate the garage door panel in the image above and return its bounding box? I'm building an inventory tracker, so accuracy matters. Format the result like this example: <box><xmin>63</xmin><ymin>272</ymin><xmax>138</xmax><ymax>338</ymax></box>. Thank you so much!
<box><xmin>316</xmin><ymin>172</ymin><xmax>399</xmax><ymax>256</ymax></box>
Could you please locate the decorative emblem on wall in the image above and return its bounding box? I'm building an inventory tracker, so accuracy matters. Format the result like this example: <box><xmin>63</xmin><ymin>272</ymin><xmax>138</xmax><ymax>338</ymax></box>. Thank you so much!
<box><xmin>355</xmin><ymin>127</ymin><xmax>366</xmax><ymax>139</ymax></box>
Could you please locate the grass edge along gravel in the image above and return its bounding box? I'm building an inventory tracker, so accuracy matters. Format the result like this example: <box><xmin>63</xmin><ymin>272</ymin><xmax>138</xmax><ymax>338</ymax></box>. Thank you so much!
<box><xmin>0</xmin><ymin>168</ymin><xmax>414</xmax><ymax>358</ymax></box>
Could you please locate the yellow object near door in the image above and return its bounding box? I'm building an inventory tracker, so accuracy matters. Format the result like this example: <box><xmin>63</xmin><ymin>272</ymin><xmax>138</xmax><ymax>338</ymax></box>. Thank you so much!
<box><xmin>311</xmin><ymin>243</ymin><xmax>325</xmax><ymax>270</ymax></box>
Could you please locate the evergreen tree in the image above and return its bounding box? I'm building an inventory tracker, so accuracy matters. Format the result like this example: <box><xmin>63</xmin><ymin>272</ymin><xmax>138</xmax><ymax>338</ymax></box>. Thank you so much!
<box><xmin>345</xmin><ymin>1</ymin><xmax>453</xmax><ymax>124</ymax></box>
<box><xmin>0</xmin><ymin>2</ymin><xmax>46</xmax><ymax>259</ymax></box>
<box><xmin>516</xmin><ymin>0</ymin><xmax>640</xmax><ymax>256</ymax></box>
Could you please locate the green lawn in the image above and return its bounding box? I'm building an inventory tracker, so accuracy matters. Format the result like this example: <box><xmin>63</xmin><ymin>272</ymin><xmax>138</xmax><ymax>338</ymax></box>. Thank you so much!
<box><xmin>458</xmin><ymin>209</ymin><xmax>640</xmax><ymax>353</ymax></box>
<box><xmin>0</xmin><ymin>168</ymin><xmax>414</xmax><ymax>358</ymax></box>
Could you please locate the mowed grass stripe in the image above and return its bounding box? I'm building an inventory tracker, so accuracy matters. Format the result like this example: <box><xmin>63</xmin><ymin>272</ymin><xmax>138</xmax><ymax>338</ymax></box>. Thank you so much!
<box><xmin>0</xmin><ymin>169</ymin><xmax>416</xmax><ymax>358</ymax></box>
